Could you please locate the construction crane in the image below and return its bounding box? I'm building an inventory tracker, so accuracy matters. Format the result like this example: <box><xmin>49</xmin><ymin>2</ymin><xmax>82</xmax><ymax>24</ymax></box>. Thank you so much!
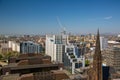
<box><xmin>56</xmin><ymin>16</ymin><xmax>66</xmax><ymax>35</ymax></box>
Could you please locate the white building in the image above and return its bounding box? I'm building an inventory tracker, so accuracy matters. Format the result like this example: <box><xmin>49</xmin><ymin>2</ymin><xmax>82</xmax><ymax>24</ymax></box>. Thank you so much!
<box><xmin>45</xmin><ymin>35</ymin><xmax>65</xmax><ymax>63</ymax></box>
<box><xmin>8</xmin><ymin>41</ymin><xmax>20</xmax><ymax>52</ymax></box>
<box><xmin>100</xmin><ymin>37</ymin><xmax>108</xmax><ymax>51</ymax></box>
<box><xmin>63</xmin><ymin>44</ymin><xmax>85</xmax><ymax>74</ymax></box>
<box><xmin>118</xmin><ymin>34</ymin><xmax>120</xmax><ymax>37</ymax></box>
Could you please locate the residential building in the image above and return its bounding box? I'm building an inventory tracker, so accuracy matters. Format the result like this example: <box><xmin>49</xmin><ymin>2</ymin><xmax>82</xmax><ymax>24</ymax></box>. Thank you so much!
<box><xmin>20</xmin><ymin>41</ymin><xmax>41</xmax><ymax>54</ymax></box>
<box><xmin>118</xmin><ymin>34</ymin><xmax>120</xmax><ymax>38</ymax></box>
<box><xmin>104</xmin><ymin>47</ymin><xmax>120</xmax><ymax>72</ymax></box>
<box><xmin>0</xmin><ymin>42</ymin><xmax>12</xmax><ymax>53</ymax></box>
<box><xmin>8</xmin><ymin>41</ymin><xmax>20</xmax><ymax>52</ymax></box>
<box><xmin>45</xmin><ymin>35</ymin><xmax>65</xmax><ymax>63</ymax></box>
<box><xmin>63</xmin><ymin>44</ymin><xmax>85</xmax><ymax>74</ymax></box>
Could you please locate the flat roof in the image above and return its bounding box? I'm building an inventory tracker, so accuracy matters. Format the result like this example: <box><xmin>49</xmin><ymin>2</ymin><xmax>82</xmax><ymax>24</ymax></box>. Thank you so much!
<box><xmin>0</xmin><ymin>74</ymin><xmax>19</xmax><ymax>80</ymax></box>
<box><xmin>10</xmin><ymin>55</ymin><xmax>50</xmax><ymax>61</ymax></box>
<box><xmin>3</xmin><ymin>64</ymin><xmax>58</xmax><ymax>70</ymax></box>
<box><xmin>51</xmin><ymin>70</ymin><xmax>65</xmax><ymax>74</ymax></box>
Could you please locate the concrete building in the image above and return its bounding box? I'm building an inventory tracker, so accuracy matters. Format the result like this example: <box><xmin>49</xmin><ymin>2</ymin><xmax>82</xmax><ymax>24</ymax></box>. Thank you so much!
<box><xmin>100</xmin><ymin>37</ymin><xmax>108</xmax><ymax>51</ymax></box>
<box><xmin>118</xmin><ymin>34</ymin><xmax>120</xmax><ymax>38</ymax></box>
<box><xmin>0</xmin><ymin>54</ymin><xmax>69</xmax><ymax>80</ymax></box>
<box><xmin>0</xmin><ymin>70</ymin><xmax>69</xmax><ymax>80</ymax></box>
<box><xmin>104</xmin><ymin>47</ymin><xmax>120</xmax><ymax>72</ymax></box>
<box><xmin>20</xmin><ymin>41</ymin><xmax>41</xmax><ymax>54</ymax></box>
<box><xmin>0</xmin><ymin>42</ymin><xmax>12</xmax><ymax>53</ymax></box>
<box><xmin>8</xmin><ymin>41</ymin><xmax>20</xmax><ymax>52</ymax></box>
<box><xmin>45</xmin><ymin>35</ymin><xmax>65</xmax><ymax>63</ymax></box>
<box><xmin>2</xmin><ymin>54</ymin><xmax>56</xmax><ymax>75</ymax></box>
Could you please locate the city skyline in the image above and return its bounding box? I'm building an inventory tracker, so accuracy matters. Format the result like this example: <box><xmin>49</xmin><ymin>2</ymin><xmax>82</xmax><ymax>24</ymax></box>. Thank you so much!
<box><xmin>0</xmin><ymin>0</ymin><xmax>120</xmax><ymax>34</ymax></box>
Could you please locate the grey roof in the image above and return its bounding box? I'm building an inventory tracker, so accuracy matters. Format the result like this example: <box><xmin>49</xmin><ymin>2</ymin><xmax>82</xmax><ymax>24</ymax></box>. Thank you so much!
<box><xmin>0</xmin><ymin>74</ymin><xmax>19</xmax><ymax>80</ymax></box>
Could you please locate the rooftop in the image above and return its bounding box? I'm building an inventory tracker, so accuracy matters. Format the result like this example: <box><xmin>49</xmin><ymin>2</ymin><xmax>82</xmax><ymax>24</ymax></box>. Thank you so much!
<box><xmin>0</xmin><ymin>74</ymin><xmax>19</xmax><ymax>80</ymax></box>
<box><xmin>3</xmin><ymin>63</ymin><xmax>58</xmax><ymax>70</ymax></box>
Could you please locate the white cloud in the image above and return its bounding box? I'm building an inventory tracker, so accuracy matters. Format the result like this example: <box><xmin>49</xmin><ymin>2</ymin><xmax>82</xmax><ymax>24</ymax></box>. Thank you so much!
<box><xmin>104</xmin><ymin>16</ymin><xmax>112</xmax><ymax>20</ymax></box>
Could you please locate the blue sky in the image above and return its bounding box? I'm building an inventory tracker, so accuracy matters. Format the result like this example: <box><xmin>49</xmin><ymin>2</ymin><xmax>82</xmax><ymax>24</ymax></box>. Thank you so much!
<box><xmin>0</xmin><ymin>0</ymin><xmax>120</xmax><ymax>34</ymax></box>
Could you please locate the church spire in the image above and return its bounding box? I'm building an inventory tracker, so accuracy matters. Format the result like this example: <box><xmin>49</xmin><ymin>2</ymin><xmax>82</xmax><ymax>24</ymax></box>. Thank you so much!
<box><xmin>93</xmin><ymin>29</ymin><xmax>102</xmax><ymax>80</ymax></box>
<box><xmin>87</xmin><ymin>30</ymin><xmax>102</xmax><ymax>80</ymax></box>
<box><xmin>95</xmin><ymin>29</ymin><xmax>101</xmax><ymax>54</ymax></box>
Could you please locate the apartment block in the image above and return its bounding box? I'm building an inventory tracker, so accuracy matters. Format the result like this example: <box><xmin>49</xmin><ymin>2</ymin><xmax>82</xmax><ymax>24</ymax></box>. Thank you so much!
<box><xmin>20</xmin><ymin>41</ymin><xmax>42</xmax><ymax>54</ymax></box>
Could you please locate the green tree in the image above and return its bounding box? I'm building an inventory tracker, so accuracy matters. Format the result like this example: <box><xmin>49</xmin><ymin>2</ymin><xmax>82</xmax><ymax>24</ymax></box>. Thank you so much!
<box><xmin>0</xmin><ymin>54</ymin><xmax>3</xmax><ymax>60</ymax></box>
<box><xmin>85</xmin><ymin>59</ymin><xmax>90</xmax><ymax>67</ymax></box>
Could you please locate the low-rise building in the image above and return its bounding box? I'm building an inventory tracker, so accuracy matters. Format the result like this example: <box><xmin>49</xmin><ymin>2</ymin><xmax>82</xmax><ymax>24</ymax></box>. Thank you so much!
<box><xmin>0</xmin><ymin>54</ymin><xmax>69</xmax><ymax>80</ymax></box>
